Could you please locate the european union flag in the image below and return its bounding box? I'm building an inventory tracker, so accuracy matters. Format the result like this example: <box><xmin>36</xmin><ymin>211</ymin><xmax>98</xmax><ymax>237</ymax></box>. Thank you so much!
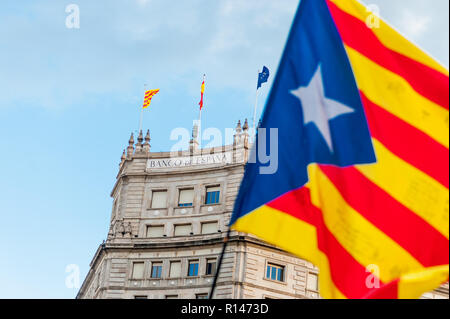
<box><xmin>257</xmin><ymin>66</ymin><xmax>270</xmax><ymax>89</ymax></box>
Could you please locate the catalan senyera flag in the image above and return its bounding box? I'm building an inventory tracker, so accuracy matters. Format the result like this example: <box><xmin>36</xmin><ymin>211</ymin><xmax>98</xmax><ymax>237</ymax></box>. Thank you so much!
<box><xmin>230</xmin><ymin>0</ymin><xmax>449</xmax><ymax>299</ymax></box>
<box><xmin>199</xmin><ymin>77</ymin><xmax>205</xmax><ymax>110</ymax></box>
<box><xmin>142</xmin><ymin>89</ymin><xmax>160</xmax><ymax>109</ymax></box>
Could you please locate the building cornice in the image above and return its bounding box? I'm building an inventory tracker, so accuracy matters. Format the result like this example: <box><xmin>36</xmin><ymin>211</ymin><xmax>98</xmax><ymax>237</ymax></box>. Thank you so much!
<box><xmin>110</xmin><ymin>163</ymin><xmax>245</xmax><ymax>197</ymax></box>
<box><xmin>110</xmin><ymin>152</ymin><xmax>247</xmax><ymax>197</ymax></box>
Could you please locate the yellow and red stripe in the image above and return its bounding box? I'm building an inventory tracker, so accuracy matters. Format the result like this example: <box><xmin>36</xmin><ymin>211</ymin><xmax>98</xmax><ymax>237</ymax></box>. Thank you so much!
<box><xmin>142</xmin><ymin>89</ymin><xmax>160</xmax><ymax>109</ymax></box>
<box><xmin>232</xmin><ymin>0</ymin><xmax>449</xmax><ymax>299</ymax></box>
<box><xmin>199</xmin><ymin>78</ymin><xmax>205</xmax><ymax>110</ymax></box>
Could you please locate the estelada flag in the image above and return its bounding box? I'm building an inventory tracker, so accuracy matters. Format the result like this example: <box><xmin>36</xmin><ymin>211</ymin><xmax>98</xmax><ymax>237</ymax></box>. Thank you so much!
<box><xmin>142</xmin><ymin>89</ymin><xmax>160</xmax><ymax>109</ymax></box>
<box><xmin>230</xmin><ymin>0</ymin><xmax>449</xmax><ymax>299</ymax></box>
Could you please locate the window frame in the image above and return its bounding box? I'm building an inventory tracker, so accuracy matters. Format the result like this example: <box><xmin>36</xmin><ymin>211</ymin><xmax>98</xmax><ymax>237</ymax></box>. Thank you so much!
<box><xmin>178</xmin><ymin>188</ymin><xmax>194</xmax><ymax>207</ymax></box>
<box><xmin>264</xmin><ymin>262</ymin><xmax>285</xmax><ymax>283</ymax></box>
<box><xmin>131</xmin><ymin>261</ymin><xmax>145</xmax><ymax>280</ymax></box>
<box><xmin>174</xmin><ymin>223</ymin><xmax>192</xmax><ymax>237</ymax></box>
<box><xmin>150</xmin><ymin>261</ymin><xmax>163</xmax><ymax>279</ymax></box>
<box><xmin>205</xmin><ymin>185</ymin><xmax>221</xmax><ymax>205</ymax></box>
<box><xmin>187</xmin><ymin>260</ymin><xmax>199</xmax><ymax>277</ymax></box>
<box><xmin>201</xmin><ymin>221</ymin><xmax>218</xmax><ymax>234</ymax></box>
<box><xmin>306</xmin><ymin>272</ymin><xmax>319</xmax><ymax>292</ymax></box>
<box><xmin>169</xmin><ymin>260</ymin><xmax>182</xmax><ymax>278</ymax></box>
<box><xmin>146</xmin><ymin>225</ymin><xmax>165</xmax><ymax>238</ymax></box>
<box><xmin>150</xmin><ymin>189</ymin><xmax>168</xmax><ymax>209</ymax></box>
<box><xmin>205</xmin><ymin>258</ymin><xmax>217</xmax><ymax>276</ymax></box>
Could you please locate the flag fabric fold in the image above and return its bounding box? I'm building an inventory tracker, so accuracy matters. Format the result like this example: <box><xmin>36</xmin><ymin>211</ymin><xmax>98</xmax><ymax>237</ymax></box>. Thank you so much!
<box><xmin>230</xmin><ymin>0</ymin><xmax>449</xmax><ymax>299</ymax></box>
<box><xmin>142</xmin><ymin>89</ymin><xmax>160</xmax><ymax>109</ymax></box>
<box><xmin>199</xmin><ymin>77</ymin><xmax>205</xmax><ymax>110</ymax></box>
<box><xmin>257</xmin><ymin>66</ymin><xmax>270</xmax><ymax>89</ymax></box>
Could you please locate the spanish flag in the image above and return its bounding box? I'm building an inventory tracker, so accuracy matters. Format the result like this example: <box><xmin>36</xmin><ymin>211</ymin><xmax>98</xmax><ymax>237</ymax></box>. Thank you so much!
<box><xmin>230</xmin><ymin>0</ymin><xmax>448</xmax><ymax>299</ymax></box>
<box><xmin>142</xmin><ymin>89</ymin><xmax>160</xmax><ymax>109</ymax></box>
<box><xmin>199</xmin><ymin>75</ymin><xmax>205</xmax><ymax>110</ymax></box>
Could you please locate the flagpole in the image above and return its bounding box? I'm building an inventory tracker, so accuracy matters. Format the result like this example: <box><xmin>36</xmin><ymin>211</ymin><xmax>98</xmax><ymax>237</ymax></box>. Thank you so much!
<box><xmin>209</xmin><ymin>228</ymin><xmax>231</xmax><ymax>299</ymax></box>
<box><xmin>138</xmin><ymin>108</ymin><xmax>144</xmax><ymax>133</ymax></box>
<box><xmin>198</xmin><ymin>105</ymin><xmax>202</xmax><ymax>149</ymax></box>
<box><xmin>252</xmin><ymin>70</ymin><xmax>260</xmax><ymax>135</ymax></box>
<box><xmin>139</xmin><ymin>84</ymin><xmax>147</xmax><ymax>133</ymax></box>
<box><xmin>198</xmin><ymin>74</ymin><xmax>205</xmax><ymax>148</ymax></box>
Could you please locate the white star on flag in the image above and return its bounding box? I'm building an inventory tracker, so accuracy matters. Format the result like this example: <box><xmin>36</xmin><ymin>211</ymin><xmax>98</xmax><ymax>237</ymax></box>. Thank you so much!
<box><xmin>290</xmin><ymin>65</ymin><xmax>354</xmax><ymax>151</ymax></box>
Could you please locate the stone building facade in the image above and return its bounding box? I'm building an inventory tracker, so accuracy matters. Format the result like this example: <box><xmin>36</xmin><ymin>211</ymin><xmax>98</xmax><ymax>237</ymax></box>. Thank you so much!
<box><xmin>77</xmin><ymin>121</ymin><xmax>448</xmax><ymax>299</ymax></box>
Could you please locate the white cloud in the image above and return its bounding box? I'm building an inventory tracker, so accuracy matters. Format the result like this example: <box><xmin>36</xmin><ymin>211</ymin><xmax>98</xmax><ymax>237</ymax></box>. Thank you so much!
<box><xmin>0</xmin><ymin>0</ymin><xmax>299</xmax><ymax>110</ymax></box>
<box><xmin>368</xmin><ymin>0</ymin><xmax>448</xmax><ymax>67</ymax></box>
<box><xmin>400</xmin><ymin>10</ymin><xmax>430</xmax><ymax>39</ymax></box>
<box><xmin>137</xmin><ymin>0</ymin><xmax>151</xmax><ymax>6</ymax></box>
<box><xmin>0</xmin><ymin>0</ymin><xmax>447</xmax><ymax>110</ymax></box>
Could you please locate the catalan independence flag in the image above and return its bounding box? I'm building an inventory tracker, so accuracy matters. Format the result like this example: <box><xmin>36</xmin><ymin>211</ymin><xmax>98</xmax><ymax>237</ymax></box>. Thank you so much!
<box><xmin>142</xmin><ymin>89</ymin><xmax>160</xmax><ymax>109</ymax></box>
<box><xmin>230</xmin><ymin>0</ymin><xmax>449</xmax><ymax>299</ymax></box>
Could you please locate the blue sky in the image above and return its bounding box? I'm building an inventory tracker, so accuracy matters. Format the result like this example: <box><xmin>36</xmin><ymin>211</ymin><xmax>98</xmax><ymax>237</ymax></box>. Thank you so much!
<box><xmin>0</xmin><ymin>0</ymin><xmax>448</xmax><ymax>298</ymax></box>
